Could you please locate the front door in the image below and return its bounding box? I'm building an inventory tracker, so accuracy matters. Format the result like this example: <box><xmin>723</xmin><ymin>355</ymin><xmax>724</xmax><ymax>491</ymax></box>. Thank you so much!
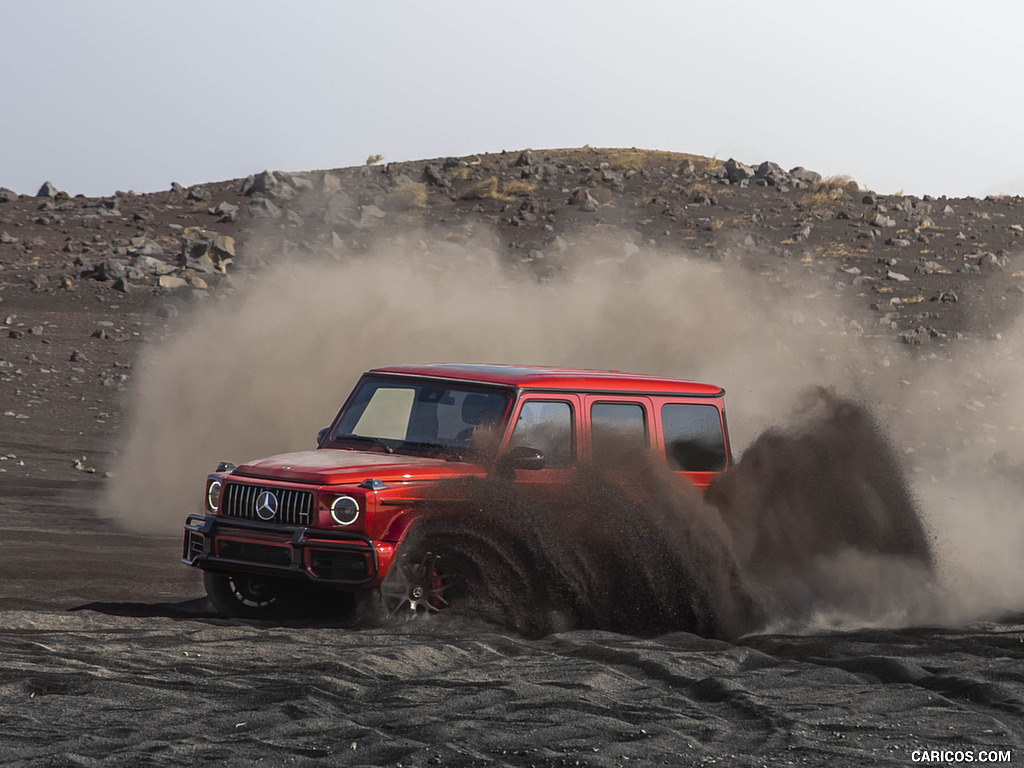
<box><xmin>504</xmin><ymin>395</ymin><xmax>580</xmax><ymax>504</ymax></box>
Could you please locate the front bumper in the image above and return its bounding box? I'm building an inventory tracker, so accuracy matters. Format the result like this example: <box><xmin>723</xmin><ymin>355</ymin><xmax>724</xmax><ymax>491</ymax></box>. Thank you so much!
<box><xmin>182</xmin><ymin>514</ymin><xmax>391</xmax><ymax>587</ymax></box>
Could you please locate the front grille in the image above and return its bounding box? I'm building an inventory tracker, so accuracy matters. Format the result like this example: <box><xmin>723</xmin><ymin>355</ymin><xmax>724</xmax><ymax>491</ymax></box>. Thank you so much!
<box><xmin>218</xmin><ymin>540</ymin><xmax>292</xmax><ymax>567</ymax></box>
<box><xmin>221</xmin><ymin>483</ymin><xmax>314</xmax><ymax>526</ymax></box>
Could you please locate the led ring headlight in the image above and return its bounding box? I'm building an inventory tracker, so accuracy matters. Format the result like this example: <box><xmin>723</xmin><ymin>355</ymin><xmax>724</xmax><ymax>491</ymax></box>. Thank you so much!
<box><xmin>207</xmin><ymin>480</ymin><xmax>223</xmax><ymax>512</ymax></box>
<box><xmin>330</xmin><ymin>495</ymin><xmax>360</xmax><ymax>526</ymax></box>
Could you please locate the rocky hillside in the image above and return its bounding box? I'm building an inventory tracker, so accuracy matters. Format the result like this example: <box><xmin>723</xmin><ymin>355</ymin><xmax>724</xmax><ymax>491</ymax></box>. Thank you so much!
<box><xmin>4</xmin><ymin>147</ymin><xmax>1023</xmax><ymax>339</ymax></box>
<box><xmin>2</xmin><ymin>147</ymin><xmax>1024</xmax><ymax>484</ymax></box>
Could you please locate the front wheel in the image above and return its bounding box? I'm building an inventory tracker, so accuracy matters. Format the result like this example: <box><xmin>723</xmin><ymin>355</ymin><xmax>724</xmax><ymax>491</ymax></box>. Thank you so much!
<box><xmin>379</xmin><ymin>551</ymin><xmax>453</xmax><ymax>619</ymax></box>
<box><xmin>203</xmin><ymin>571</ymin><xmax>291</xmax><ymax>619</ymax></box>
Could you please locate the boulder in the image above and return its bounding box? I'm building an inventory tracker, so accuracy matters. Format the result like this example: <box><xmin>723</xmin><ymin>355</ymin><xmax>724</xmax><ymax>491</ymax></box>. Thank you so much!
<box><xmin>899</xmin><ymin>326</ymin><xmax>933</xmax><ymax>345</ymax></box>
<box><xmin>423</xmin><ymin>165</ymin><xmax>448</xmax><ymax>187</ymax></box>
<box><xmin>755</xmin><ymin>161</ymin><xmax>788</xmax><ymax>186</ymax></box>
<box><xmin>180</xmin><ymin>228</ymin><xmax>232</xmax><ymax>274</ymax></box>
<box><xmin>211</xmin><ymin>201</ymin><xmax>239</xmax><ymax>223</ymax></box>
<box><xmin>358</xmin><ymin>204</ymin><xmax>386</xmax><ymax>228</ymax></box>
<box><xmin>158</xmin><ymin>275</ymin><xmax>188</xmax><ymax>291</ymax></box>
<box><xmin>324</xmin><ymin>191</ymin><xmax>356</xmax><ymax>226</ymax></box>
<box><xmin>275</xmin><ymin>171</ymin><xmax>314</xmax><ymax>193</ymax></box>
<box><xmin>320</xmin><ymin>172</ymin><xmax>341</xmax><ymax>193</ymax></box>
<box><xmin>328</xmin><ymin>231</ymin><xmax>346</xmax><ymax>254</ymax></box>
<box><xmin>981</xmin><ymin>252</ymin><xmax>1007</xmax><ymax>271</ymax></box>
<box><xmin>248</xmin><ymin>197</ymin><xmax>282</xmax><ymax>220</ymax></box>
<box><xmin>515</xmin><ymin>150</ymin><xmax>536</xmax><ymax>167</ymax></box>
<box><xmin>97</xmin><ymin>259</ymin><xmax>129</xmax><ymax>281</ymax></box>
<box><xmin>130</xmin><ymin>255</ymin><xmax>176</xmax><ymax>276</ymax></box>
<box><xmin>724</xmin><ymin>159</ymin><xmax>755</xmax><ymax>184</ymax></box>
<box><xmin>136</xmin><ymin>241</ymin><xmax>167</xmax><ymax>258</ymax></box>
<box><xmin>245</xmin><ymin>170</ymin><xmax>296</xmax><ymax>201</ymax></box>
<box><xmin>789</xmin><ymin>167</ymin><xmax>822</xmax><ymax>184</ymax></box>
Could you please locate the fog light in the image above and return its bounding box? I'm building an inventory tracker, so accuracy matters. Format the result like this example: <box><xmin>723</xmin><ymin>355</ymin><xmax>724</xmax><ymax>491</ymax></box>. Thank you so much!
<box><xmin>207</xmin><ymin>480</ymin><xmax>222</xmax><ymax>512</ymax></box>
<box><xmin>330</xmin><ymin>495</ymin><xmax>359</xmax><ymax>526</ymax></box>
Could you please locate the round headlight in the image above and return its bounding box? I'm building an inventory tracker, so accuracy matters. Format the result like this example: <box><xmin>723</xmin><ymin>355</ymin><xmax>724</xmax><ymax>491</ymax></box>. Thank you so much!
<box><xmin>330</xmin><ymin>495</ymin><xmax>360</xmax><ymax>526</ymax></box>
<box><xmin>207</xmin><ymin>480</ymin><xmax>223</xmax><ymax>512</ymax></box>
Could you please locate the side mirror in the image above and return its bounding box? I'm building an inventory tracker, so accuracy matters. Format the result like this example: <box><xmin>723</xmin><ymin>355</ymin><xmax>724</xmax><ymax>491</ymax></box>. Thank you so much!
<box><xmin>316</xmin><ymin>426</ymin><xmax>330</xmax><ymax>446</ymax></box>
<box><xmin>494</xmin><ymin>445</ymin><xmax>545</xmax><ymax>478</ymax></box>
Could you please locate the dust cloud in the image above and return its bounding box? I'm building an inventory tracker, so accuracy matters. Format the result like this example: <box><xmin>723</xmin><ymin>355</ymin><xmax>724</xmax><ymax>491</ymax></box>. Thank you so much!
<box><xmin>399</xmin><ymin>389</ymin><xmax>933</xmax><ymax>639</ymax></box>
<box><xmin>892</xmin><ymin>314</ymin><xmax>1024</xmax><ymax>624</ymax></box>
<box><xmin>105</xmin><ymin>232</ymin><xmax>1024</xmax><ymax>631</ymax></box>
<box><xmin>708</xmin><ymin>388</ymin><xmax>937</xmax><ymax>632</ymax></box>
<box><xmin>396</xmin><ymin>467</ymin><xmax>761</xmax><ymax>640</ymax></box>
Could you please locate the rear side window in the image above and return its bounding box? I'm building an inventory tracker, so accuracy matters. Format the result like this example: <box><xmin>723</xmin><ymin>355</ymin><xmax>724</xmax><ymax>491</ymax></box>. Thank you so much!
<box><xmin>661</xmin><ymin>403</ymin><xmax>726</xmax><ymax>471</ymax></box>
<box><xmin>591</xmin><ymin>402</ymin><xmax>647</xmax><ymax>463</ymax></box>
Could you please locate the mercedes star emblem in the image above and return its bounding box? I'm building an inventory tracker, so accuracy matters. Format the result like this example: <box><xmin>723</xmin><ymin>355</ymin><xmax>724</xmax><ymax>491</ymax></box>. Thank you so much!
<box><xmin>255</xmin><ymin>490</ymin><xmax>279</xmax><ymax>521</ymax></box>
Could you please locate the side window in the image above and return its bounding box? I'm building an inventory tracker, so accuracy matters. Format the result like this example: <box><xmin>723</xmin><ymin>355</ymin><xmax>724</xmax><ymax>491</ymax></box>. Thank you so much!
<box><xmin>407</xmin><ymin>388</ymin><xmax>507</xmax><ymax>445</ymax></box>
<box><xmin>438</xmin><ymin>391</ymin><xmax>506</xmax><ymax>443</ymax></box>
<box><xmin>661</xmin><ymin>404</ymin><xmax>726</xmax><ymax>471</ymax></box>
<box><xmin>591</xmin><ymin>402</ymin><xmax>647</xmax><ymax>464</ymax></box>
<box><xmin>509</xmin><ymin>401</ymin><xmax>573</xmax><ymax>468</ymax></box>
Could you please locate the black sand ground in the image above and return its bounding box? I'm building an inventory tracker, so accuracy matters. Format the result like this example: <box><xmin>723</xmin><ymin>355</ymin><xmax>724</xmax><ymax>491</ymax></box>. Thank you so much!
<box><xmin>3</xmin><ymin>499</ymin><xmax>1023</xmax><ymax>767</ymax></box>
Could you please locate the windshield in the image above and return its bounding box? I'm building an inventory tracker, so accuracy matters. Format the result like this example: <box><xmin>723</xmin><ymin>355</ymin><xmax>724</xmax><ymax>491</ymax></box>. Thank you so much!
<box><xmin>330</xmin><ymin>377</ymin><xmax>512</xmax><ymax>458</ymax></box>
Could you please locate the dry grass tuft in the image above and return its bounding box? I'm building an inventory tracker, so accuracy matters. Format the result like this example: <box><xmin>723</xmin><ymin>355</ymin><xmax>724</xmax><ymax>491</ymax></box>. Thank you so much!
<box><xmin>800</xmin><ymin>174</ymin><xmax>860</xmax><ymax>214</ymax></box>
<box><xmin>387</xmin><ymin>182</ymin><xmax>427</xmax><ymax>210</ymax></box>
<box><xmin>817</xmin><ymin>174</ymin><xmax>860</xmax><ymax>194</ymax></box>
<box><xmin>585</xmin><ymin>148</ymin><xmax>722</xmax><ymax>175</ymax></box>
<box><xmin>365</xmin><ymin>154</ymin><xmax>385</xmax><ymax>166</ymax></box>
<box><xmin>460</xmin><ymin>176</ymin><xmax>501</xmax><ymax>200</ymax></box>
<box><xmin>502</xmin><ymin>179</ymin><xmax>536</xmax><ymax>197</ymax></box>
<box><xmin>609</xmin><ymin>151</ymin><xmax>645</xmax><ymax>171</ymax></box>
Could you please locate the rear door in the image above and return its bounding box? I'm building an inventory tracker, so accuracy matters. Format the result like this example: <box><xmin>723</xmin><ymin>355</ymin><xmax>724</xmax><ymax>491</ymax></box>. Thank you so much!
<box><xmin>582</xmin><ymin>395</ymin><xmax>655</xmax><ymax>466</ymax></box>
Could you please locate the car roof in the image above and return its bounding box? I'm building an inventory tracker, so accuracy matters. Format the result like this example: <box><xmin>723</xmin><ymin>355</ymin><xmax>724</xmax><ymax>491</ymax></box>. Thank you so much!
<box><xmin>368</xmin><ymin>363</ymin><xmax>724</xmax><ymax>396</ymax></box>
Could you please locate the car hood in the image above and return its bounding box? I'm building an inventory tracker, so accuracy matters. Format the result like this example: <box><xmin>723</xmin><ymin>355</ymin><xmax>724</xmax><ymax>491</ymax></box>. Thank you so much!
<box><xmin>230</xmin><ymin>449</ymin><xmax>485</xmax><ymax>486</ymax></box>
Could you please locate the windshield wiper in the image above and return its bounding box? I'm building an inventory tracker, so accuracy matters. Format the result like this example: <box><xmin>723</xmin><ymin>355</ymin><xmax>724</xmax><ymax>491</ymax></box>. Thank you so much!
<box><xmin>331</xmin><ymin>434</ymin><xmax>397</xmax><ymax>454</ymax></box>
<box><xmin>401</xmin><ymin>441</ymin><xmax>474</xmax><ymax>462</ymax></box>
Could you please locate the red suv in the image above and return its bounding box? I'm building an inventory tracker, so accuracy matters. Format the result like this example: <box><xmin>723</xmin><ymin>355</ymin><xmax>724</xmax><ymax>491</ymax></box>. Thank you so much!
<box><xmin>182</xmin><ymin>364</ymin><xmax>733</xmax><ymax>618</ymax></box>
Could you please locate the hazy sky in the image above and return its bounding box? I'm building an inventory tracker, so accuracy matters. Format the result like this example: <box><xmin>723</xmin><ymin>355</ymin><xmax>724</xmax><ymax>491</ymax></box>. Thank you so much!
<box><xmin>4</xmin><ymin>1</ymin><xmax>1022</xmax><ymax>198</ymax></box>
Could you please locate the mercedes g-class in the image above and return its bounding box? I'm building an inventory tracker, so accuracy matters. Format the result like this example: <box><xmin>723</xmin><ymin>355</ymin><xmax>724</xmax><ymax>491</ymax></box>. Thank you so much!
<box><xmin>182</xmin><ymin>364</ymin><xmax>732</xmax><ymax>618</ymax></box>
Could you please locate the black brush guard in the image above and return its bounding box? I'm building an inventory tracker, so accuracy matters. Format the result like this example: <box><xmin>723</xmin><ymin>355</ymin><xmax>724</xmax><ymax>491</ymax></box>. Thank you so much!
<box><xmin>182</xmin><ymin>514</ymin><xmax>380</xmax><ymax>586</ymax></box>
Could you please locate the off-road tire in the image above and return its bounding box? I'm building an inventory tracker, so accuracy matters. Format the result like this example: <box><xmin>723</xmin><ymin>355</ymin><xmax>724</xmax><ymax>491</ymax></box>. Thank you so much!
<box><xmin>203</xmin><ymin>571</ymin><xmax>291</xmax><ymax>619</ymax></box>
